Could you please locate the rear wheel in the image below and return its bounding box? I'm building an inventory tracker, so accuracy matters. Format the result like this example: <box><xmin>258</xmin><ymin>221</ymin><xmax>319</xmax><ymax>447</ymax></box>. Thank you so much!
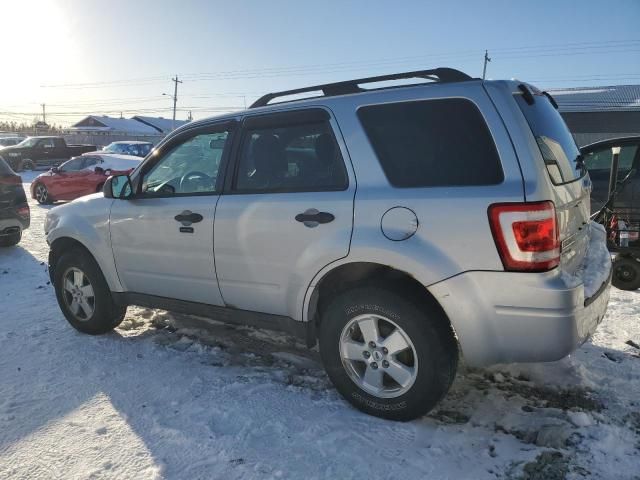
<box><xmin>612</xmin><ymin>255</ymin><xmax>640</xmax><ymax>291</ymax></box>
<box><xmin>0</xmin><ymin>230</ymin><xmax>21</xmax><ymax>247</ymax></box>
<box><xmin>319</xmin><ymin>286</ymin><xmax>458</xmax><ymax>421</ymax></box>
<box><xmin>54</xmin><ymin>248</ymin><xmax>126</xmax><ymax>334</ymax></box>
<box><xmin>34</xmin><ymin>183</ymin><xmax>51</xmax><ymax>204</ymax></box>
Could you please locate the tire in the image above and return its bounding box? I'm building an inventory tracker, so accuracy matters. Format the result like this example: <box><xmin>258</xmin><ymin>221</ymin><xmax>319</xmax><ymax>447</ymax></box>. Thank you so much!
<box><xmin>34</xmin><ymin>183</ymin><xmax>52</xmax><ymax>204</ymax></box>
<box><xmin>0</xmin><ymin>231</ymin><xmax>21</xmax><ymax>247</ymax></box>
<box><xmin>319</xmin><ymin>286</ymin><xmax>458</xmax><ymax>421</ymax></box>
<box><xmin>21</xmin><ymin>159</ymin><xmax>35</xmax><ymax>171</ymax></box>
<box><xmin>54</xmin><ymin>248</ymin><xmax>127</xmax><ymax>334</ymax></box>
<box><xmin>612</xmin><ymin>255</ymin><xmax>640</xmax><ymax>291</ymax></box>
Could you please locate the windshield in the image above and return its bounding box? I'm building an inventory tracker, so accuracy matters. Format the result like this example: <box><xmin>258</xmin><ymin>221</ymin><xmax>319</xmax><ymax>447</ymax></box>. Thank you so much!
<box><xmin>514</xmin><ymin>87</ymin><xmax>584</xmax><ymax>185</ymax></box>
<box><xmin>103</xmin><ymin>142</ymin><xmax>151</xmax><ymax>157</ymax></box>
<box><xmin>16</xmin><ymin>137</ymin><xmax>40</xmax><ymax>148</ymax></box>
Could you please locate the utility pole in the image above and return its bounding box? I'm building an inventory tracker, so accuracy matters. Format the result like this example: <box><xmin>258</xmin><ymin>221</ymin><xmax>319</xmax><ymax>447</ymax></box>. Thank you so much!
<box><xmin>171</xmin><ymin>75</ymin><xmax>182</xmax><ymax>131</ymax></box>
<box><xmin>41</xmin><ymin>103</ymin><xmax>46</xmax><ymax>124</ymax></box>
<box><xmin>482</xmin><ymin>50</ymin><xmax>491</xmax><ymax>80</ymax></box>
<box><xmin>187</xmin><ymin>110</ymin><xmax>193</xmax><ymax>122</ymax></box>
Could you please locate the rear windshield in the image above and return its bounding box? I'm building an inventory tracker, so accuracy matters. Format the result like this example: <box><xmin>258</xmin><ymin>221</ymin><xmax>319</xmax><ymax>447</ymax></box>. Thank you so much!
<box><xmin>358</xmin><ymin>98</ymin><xmax>503</xmax><ymax>188</ymax></box>
<box><xmin>514</xmin><ymin>88</ymin><xmax>583</xmax><ymax>185</ymax></box>
<box><xmin>0</xmin><ymin>156</ymin><xmax>14</xmax><ymax>175</ymax></box>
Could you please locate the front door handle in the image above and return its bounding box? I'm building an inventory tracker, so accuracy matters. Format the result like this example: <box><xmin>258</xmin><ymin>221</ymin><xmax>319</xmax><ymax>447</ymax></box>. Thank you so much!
<box><xmin>174</xmin><ymin>210</ymin><xmax>203</xmax><ymax>226</ymax></box>
<box><xmin>295</xmin><ymin>208</ymin><xmax>335</xmax><ymax>228</ymax></box>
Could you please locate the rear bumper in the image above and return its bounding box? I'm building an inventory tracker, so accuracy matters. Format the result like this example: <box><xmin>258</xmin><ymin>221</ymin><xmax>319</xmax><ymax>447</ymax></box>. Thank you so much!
<box><xmin>428</xmin><ymin>265</ymin><xmax>612</xmax><ymax>367</ymax></box>
<box><xmin>0</xmin><ymin>206</ymin><xmax>29</xmax><ymax>234</ymax></box>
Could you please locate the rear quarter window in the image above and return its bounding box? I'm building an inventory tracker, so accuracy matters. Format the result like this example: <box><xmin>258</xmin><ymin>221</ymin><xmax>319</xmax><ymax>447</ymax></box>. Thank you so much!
<box><xmin>514</xmin><ymin>88</ymin><xmax>583</xmax><ymax>185</ymax></box>
<box><xmin>357</xmin><ymin>98</ymin><xmax>503</xmax><ymax>188</ymax></box>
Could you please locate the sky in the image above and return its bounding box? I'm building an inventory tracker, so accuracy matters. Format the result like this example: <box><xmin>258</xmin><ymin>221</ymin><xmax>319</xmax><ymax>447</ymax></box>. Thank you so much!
<box><xmin>1</xmin><ymin>0</ymin><xmax>639</xmax><ymax>127</ymax></box>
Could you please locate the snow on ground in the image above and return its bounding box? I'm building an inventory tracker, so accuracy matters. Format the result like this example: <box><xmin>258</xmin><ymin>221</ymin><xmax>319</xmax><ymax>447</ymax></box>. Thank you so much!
<box><xmin>0</xmin><ymin>172</ymin><xmax>639</xmax><ymax>479</ymax></box>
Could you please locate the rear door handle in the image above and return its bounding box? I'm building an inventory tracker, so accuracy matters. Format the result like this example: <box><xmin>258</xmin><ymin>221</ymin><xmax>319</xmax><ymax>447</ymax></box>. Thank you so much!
<box><xmin>174</xmin><ymin>210</ymin><xmax>203</xmax><ymax>225</ymax></box>
<box><xmin>295</xmin><ymin>208</ymin><xmax>334</xmax><ymax>228</ymax></box>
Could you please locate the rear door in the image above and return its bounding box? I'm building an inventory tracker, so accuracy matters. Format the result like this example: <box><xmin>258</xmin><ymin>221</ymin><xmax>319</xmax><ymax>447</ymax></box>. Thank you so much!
<box><xmin>513</xmin><ymin>87</ymin><xmax>591</xmax><ymax>275</ymax></box>
<box><xmin>214</xmin><ymin>108</ymin><xmax>355</xmax><ymax>317</ymax></box>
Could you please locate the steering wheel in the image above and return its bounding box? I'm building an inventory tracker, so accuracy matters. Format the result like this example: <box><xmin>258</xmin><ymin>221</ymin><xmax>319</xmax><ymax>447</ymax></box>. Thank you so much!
<box><xmin>179</xmin><ymin>171</ymin><xmax>213</xmax><ymax>192</ymax></box>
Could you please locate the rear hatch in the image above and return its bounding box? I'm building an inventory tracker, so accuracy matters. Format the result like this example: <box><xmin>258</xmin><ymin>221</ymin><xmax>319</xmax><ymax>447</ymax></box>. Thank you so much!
<box><xmin>0</xmin><ymin>156</ymin><xmax>26</xmax><ymax>209</ymax></box>
<box><xmin>513</xmin><ymin>85</ymin><xmax>591</xmax><ymax>276</ymax></box>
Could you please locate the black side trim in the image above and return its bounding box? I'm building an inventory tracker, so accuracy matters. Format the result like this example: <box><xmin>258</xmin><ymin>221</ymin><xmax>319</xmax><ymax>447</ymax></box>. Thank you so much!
<box><xmin>243</xmin><ymin>108</ymin><xmax>329</xmax><ymax>129</ymax></box>
<box><xmin>584</xmin><ymin>264</ymin><xmax>613</xmax><ymax>307</ymax></box>
<box><xmin>113</xmin><ymin>292</ymin><xmax>309</xmax><ymax>339</ymax></box>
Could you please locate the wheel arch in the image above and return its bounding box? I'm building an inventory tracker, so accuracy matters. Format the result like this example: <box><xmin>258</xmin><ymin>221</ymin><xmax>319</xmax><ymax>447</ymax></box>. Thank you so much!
<box><xmin>305</xmin><ymin>261</ymin><xmax>458</xmax><ymax>348</ymax></box>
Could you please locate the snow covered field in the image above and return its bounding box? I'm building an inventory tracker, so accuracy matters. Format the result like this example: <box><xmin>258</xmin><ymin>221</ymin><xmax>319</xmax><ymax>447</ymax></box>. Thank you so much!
<box><xmin>1</xmin><ymin>173</ymin><xmax>639</xmax><ymax>480</ymax></box>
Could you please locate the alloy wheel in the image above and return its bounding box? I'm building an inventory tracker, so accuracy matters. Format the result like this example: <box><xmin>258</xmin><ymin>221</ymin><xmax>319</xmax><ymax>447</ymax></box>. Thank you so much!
<box><xmin>339</xmin><ymin>314</ymin><xmax>418</xmax><ymax>398</ymax></box>
<box><xmin>35</xmin><ymin>184</ymin><xmax>48</xmax><ymax>204</ymax></box>
<box><xmin>62</xmin><ymin>267</ymin><xmax>95</xmax><ymax>321</ymax></box>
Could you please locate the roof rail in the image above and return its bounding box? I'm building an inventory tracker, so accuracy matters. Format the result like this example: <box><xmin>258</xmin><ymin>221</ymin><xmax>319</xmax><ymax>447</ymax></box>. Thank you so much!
<box><xmin>250</xmin><ymin>67</ymin><xmax>474</xmax><ymax>108</ymax></box>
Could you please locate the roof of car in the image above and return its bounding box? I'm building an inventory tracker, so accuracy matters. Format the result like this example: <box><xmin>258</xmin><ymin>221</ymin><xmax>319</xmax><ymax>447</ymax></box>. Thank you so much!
<box><xmin>110</xmin><ymin>141</ymin><xmax>152</xmax><ymax>145</ymax></box>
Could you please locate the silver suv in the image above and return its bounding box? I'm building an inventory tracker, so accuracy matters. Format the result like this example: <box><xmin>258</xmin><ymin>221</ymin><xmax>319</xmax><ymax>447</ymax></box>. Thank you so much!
<box><xmin>45</xmin><ymin>68</ymin><xmax>612</xmax><ymax>421</ymax></box>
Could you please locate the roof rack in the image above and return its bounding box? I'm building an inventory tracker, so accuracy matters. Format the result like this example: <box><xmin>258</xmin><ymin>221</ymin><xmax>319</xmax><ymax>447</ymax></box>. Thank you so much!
<box><xmin>250</xmin><ymin>67</ymin><xmax>473</xmax><ymax>108</ymax></box>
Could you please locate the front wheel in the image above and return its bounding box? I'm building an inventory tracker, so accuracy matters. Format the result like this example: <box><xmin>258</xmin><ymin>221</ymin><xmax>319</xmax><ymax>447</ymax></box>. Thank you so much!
<box><xmin>54</xmin><ymin>248</ymin><xmax>126</xmax><ymax>334</ymax></box>
<box><xmin>319</xmin><ymin>287</ymin><xmax>458</xmax><ymax>421</ymax></box>
<box><xmin>34</xmin><ymin>183</ymin><xmax>51</xmax><ymax>204</ymax></box>
<box><xmin>612</xmin><ymin>255</ymin><xmax>640</xmax><ymax>291</ymax></box>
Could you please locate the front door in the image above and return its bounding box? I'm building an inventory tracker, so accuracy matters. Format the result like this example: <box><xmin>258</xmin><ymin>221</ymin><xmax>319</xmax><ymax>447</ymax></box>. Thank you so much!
<box><xmin>110</xmin><ymin>123</ymin><xmax>233</xmax><ymax>305</ymax></box>
<box><xmin>214</xmin><ymin>109</ymin><xmax>355</xmax><ymax>317</ymax></box>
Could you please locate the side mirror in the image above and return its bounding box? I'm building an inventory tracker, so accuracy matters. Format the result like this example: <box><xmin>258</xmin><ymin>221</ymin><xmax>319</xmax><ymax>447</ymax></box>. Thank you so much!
<box><xmin>103</xmin><ymin>174</ymin><xmax>133</xmax><ymax>199</ymax></box>
<box><xmin>51</xmin><ymin>166</ymin><xmax>59</xmax><ymax>173</ymax></box>
<box><xmin>94</xmin><ymin>166</ymin><xmax>104</xmax><ymax>174</ymax></box>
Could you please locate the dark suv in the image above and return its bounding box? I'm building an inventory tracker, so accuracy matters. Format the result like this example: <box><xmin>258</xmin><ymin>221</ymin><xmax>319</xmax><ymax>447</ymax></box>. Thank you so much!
<box><xmin>0</xmin><ymin>156</ymin><xmax>30</xmax><ymax>247</ymax></box>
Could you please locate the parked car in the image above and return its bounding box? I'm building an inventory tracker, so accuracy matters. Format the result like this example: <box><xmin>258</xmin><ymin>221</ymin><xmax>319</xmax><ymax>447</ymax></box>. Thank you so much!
<box><xmin>0</xmin><ymin>156</ymin><xmax>29</xmax><ymax>247</ymax></box>
<box><xmin>31</xmin><ymin>154</ymin><xmax>141</xmax><ymax>204</ymax></box>
<box><xmin>0</xmin><ymin>137</ymin><xmax>25</xmax><ymax>148</ymax></box>
<box><xmin>44</xmin><ymin>69</ymin><xmax>612</xmax><ymax>421</ymax></box>
<box><xmin>96</xmin><ymin>141</ymin><xmax>153</xmax><ymax>158</ymax></box>
<box><xmin>1</xmin><ymin>136</ymin><xmax>96</xmax><ymax>171</ymax></box>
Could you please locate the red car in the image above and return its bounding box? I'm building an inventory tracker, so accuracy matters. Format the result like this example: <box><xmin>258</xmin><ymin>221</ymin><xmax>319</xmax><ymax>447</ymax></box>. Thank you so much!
<box><xmin>31</xmin><ymin>154</ymin><xmax>141</xmax><ymax>204</ymax></box>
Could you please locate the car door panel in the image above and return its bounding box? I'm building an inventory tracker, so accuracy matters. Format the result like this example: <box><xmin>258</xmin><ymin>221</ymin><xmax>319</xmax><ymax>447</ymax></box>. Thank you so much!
<box><xmin>110</xmin><ymin>124</ymin><xmax>232</xmax><ymax>305</ymax></box>
<box><xmin>214</xmin><ymin>109</ymin><xmax>355</xmax><ymax>319</ymax></box>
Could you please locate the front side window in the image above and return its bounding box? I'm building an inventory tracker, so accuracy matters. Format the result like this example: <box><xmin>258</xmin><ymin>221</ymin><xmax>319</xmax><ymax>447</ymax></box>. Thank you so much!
<box><xmin>141</xmin><ymin>130</ymin><xmax>228</xmax><ymax>196</ymax></box>
<box><xmin>60</xmin><ymin>157</ymin><xmax>84</xmax><ymax>171</ymax></box>
<box><xmin>234</xmin><ymin>120</ymin><xmax>347</xmax><ymax>193</ymax></box>
<box><xmin>584</xmin><ymin>144</ymin><xmax>638</xmax><ymax>181</ymax></box>
<box><xmin>358</xmin><ymin>98</ymin><xmax>503</xmax><ymax>188</ymax></box>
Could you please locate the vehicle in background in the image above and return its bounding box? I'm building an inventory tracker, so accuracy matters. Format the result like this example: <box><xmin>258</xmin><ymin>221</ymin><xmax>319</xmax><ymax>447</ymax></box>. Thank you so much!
<box><xmin>583</xmin><ymin>136</ymin><xmax>640</xmax><ymax>290</ymax></box>
<box><xmin>45</xmin><ymin>69</ymin><xmax>612</xmax><ymax>421</ymax></box>
<box><xmin>582</xmin><ymin>136</ymin><xmax>640</xmax><ymax>216</ymax></box>
<box><xmin>90</xmin><ymin>141</ymin><xmax>153</xmax><ymax>158</ymax></box>
<box><xmin>1</xmin><ymin>136</ymin><xmax>96</xmax><ymax>172</ymax></box>
<box><xmin>31</xmin><ymin>153</ymin><xmax>141</xmax><ymax>204</ymax></box>
<box><xmin>0</xmin><ymin>137</ymin><xmax>25</xmax><ymax>148</ymax></box>
<box><xmin>0</xmin><ymin>156</ymin><xmax>29</xmax><ymax>247</ymax></box>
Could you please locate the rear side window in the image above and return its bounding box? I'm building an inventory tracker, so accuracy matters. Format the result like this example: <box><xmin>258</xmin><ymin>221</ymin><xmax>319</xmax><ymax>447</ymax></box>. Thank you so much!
<box><xmin>584</xmin><ymin>144</ymin><xmax>638</xmax><ymax>180</ymax></box>
<box><xmin>514</xmin><ymin>89</ymin><xmax>583</xmax><ymax>185</ymax></box>
<box><xmin>357</xmin><ymin>98</ymin><xmax>503</xmax><ymax>188</ymax></box>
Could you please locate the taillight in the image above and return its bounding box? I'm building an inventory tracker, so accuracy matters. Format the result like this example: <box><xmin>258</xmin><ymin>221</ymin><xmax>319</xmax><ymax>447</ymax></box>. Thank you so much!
<box><xmin>0</xmin><ymin>174</ymin><xmax>21</xmax><ymax>185</ymax></box>
<box><xmin>17</xmin><ymin>205</ymin><xmax>30</xmax><ymax>219</ymax></box>
<box><xmin>488</xmin><ymin>201</ymin><xmax>560</xmax><ymax>272</ymax></box>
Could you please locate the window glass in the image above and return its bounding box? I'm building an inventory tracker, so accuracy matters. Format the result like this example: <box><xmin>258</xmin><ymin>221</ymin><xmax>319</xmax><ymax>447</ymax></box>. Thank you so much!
<box><xmin>39</xmin><ymin>138</ymin><xmax>55</xmax><ymax>148</ymax></box>
<box><xmin>584</xmin><ymin>145</ymin><xmax>637</xmax><ymax>180</ymax></box>
<box><xmin>514</xmin><ymin>90</ymin><xmax>583</xmax><ymax>184</ymax></box>
<box><xmin>234</xmin><ymin>121</ymin><xmax>347</xmax><ymax>192</ymax></box>
<box><xmin>82</xmin><ymin>156</ymin><xmax>100</xmax><ymax>168</ymax></box>
<box><xmin>141</xmin><ymin>131</ymin><xmax>228</xmax><ymax>195</ymax></box>
<box><xmin>60</xmin><ymin>157</ymin><xmax>84</xmax><ymax>171</ymax></box>
<box><xmin>357</xmin><ymin>98</ymin><xmax>503</xmax><ymax>188</ymax></box>
<box><xmin>0</xmin><ymin>156</ymin><xmax>13</xmax><ymax>174</ymax></box>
